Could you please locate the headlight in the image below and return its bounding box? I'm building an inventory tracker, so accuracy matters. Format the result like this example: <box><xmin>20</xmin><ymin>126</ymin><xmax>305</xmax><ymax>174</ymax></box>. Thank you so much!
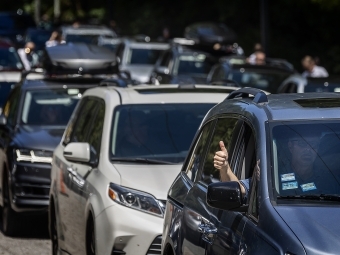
<box><xmin>15</xmin><ymin>149</ymin><xmax>53</xmax><ymax>164</ymax></box>
<box><xmin>108</xmin><ymin>183</ymin><xmax>165</xmax><ymax>217</ymax></box>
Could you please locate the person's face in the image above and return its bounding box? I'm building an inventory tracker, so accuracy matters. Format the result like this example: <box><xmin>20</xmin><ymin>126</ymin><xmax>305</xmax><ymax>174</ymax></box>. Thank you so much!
<box><xmin>255</xmin><ymin>52</ymin><xmax>266</xmax><ymax>65</ymax></box>
<box><xmin>288</xmin><ymin>137</ymin><xmax>319</xmax><ymax>168</ymax></box>
<box><xmin>302</xmin><ymin>59</ymin><xmax>313</xmax><ymax>70</ymax></box>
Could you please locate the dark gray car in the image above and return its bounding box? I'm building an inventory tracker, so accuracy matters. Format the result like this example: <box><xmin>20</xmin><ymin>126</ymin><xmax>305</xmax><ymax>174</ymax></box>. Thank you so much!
<box><xmin>162</xmin><ymin>87</ymin><xmax>340</xmax><ymax>255</ymax></box>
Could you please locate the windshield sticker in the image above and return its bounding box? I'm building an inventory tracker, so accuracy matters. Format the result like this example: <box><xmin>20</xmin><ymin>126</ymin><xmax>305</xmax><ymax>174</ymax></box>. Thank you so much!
<box><xmin>281</xmin><ymin>173</ymin><xmax>296</xmax><ymax>182</ymax></box>
<box><xmin>300</xmin><ymin>182</ymin><xmax>317</xmax><ymax>192</ymax></box>
<box><xmin>282</xmin><ymin>181</ymin><xmax>298</xmax><ymax>190</ymax></box>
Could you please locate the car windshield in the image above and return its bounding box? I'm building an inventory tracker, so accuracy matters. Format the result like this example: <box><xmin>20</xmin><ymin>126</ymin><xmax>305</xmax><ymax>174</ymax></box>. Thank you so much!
<box><xmin>176</xmin><ymin>54</ymin><xmax>214</xmax><ymax>76</ymax></box>
<box><xmin>271</xmin><ymin>121</ymin><xmax>340</xmax><ymax>200</ymax></box>
<box><xmin>0</xmin><ymin>47</ymin><xmax>23</xmax><ymax>70</ymax></box>
<box><xmin>127</xmin><ymin>48</ymin><xmax>163</xmax><ymax>65</ymax></box>
<box><xmin>110</xmin><ymin>103</ymin><xmax>214</xmax><ymax>163</ymax></box>
<box><xmin>229</xmin><ymin>69</ymin><xmax>291</xmax><ymax>93</ymax></box>
<box><xmin>21</xmin><ymin>88</ymin><xmax>86</xmax><ymax>126</ymax></box>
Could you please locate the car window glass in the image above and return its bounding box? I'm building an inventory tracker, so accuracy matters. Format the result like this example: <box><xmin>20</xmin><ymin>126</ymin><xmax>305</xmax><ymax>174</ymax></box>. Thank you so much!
<box><xmin>87</xmin><ymin>101</ymin><xmax>105</xmax><ymax>161</ymax></box>
<box><xmin>3</xmin><ymin>86</ymin><xmax>20</xmax><ymax>126</ymax></box>
<box><xmin>200</xmin><ymin>118</ymin><xmax>239</xmax><ymax>185</ymax></box>
<box><xmin>70</xmin><ymin>99</ymin><xmax>97</xmax><ymax>143</ymax></box>
<box><xmin>63</xmin><ymin>98</ymin><xmax>87</xmax><ymax>145</ymax></box>
<box><xmin>185</xmin><ymin>122</ymin><xmax>212</xmax><ymax>182</ymax></box>
<box><xmin>211</xmin><ymin>66</ymin><xmax>225</xmax><ymax>82</ymax></box>
<box><xmin>160</xmin><ymin>52</ymin><xmax>171</xmax><ymax>67</ymax></box>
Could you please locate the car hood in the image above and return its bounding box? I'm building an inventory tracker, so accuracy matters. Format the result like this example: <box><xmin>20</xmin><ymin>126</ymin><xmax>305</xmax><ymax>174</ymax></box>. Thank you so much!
<box><xmin>122</xmin><ymin>65</ymin><xmax>154</xmax><ymax>83</ymax></box>
<box><xmin>112</xmin><ymin>163</ymin><xmax>182</xmax><ymax>200</ymax></box>
<box><xmin>275</xmin><ymin>205</ymin><xmax>340</xmax><ymax>254</ymax></box>
<box><xmin>13</xmin><ymin>125</ymin><xmax>65</xmax><ymax>151</ymax></box>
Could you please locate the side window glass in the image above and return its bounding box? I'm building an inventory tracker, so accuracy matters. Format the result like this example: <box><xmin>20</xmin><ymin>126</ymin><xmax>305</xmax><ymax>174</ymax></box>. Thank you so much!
<box><xmin>160</xmin><ymin>52</ymin><xmax>172</xmax><ymax>67</ymax></box>
<box><xmin>63</xmin><ymin>98</ymin><xmax>87</xmax><ymax>145</ymax></box>
<box><xmin>3</xmin><ymin>87</ymin><xmax>20</xmax><ymax>126</ymax></box>
<box><xmin>87</xmin><ymin>101</ymin><xmax>105</xmax><ymax>163</ymax></box>
<box><xmin>70</xmin><ymin>99</ymin><xmax>97</xmax><ymax>143</ymax></box>
<box><xmin>211</xmin><ymin>66</ymin><xmax>225</xmax><ymax>82</ymax></box>
<box><xmin>200</xmin><ymin>118</ymin><xmax>239</xmax><ymax>185</ymax></box>
<box><xmin>184</xmin><ymin>122</ymin><xmax>212</xmax><ymax>182</ymax></box>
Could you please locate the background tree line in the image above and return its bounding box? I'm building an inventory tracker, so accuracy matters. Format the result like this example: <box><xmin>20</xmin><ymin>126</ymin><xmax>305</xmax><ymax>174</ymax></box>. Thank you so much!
<box><xmin>2</xmin><ymin>0</ymin><xmax>340</xmax><ymax>74</ymax></box>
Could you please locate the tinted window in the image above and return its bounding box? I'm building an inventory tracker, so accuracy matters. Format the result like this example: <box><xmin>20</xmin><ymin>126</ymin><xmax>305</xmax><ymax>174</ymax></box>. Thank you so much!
<box><xmin>176</xmin><ymin>54</ymin><xmax>214</xmax><ymax>76</ymax></box>
<box><xmin>70</xmin><ymin>99</ymin><xmax>97</xmax><ymax>143</ymax></box>
<box><xmin>65</xmin><ymin>34</ymin><xmax>101</xmax><ymax>44</ymax></box>
<box><xmin>185</xmin><ymin>122</ymin><xmax>212</xmax><ymax>182</ymax></box>
<box><xmin>3</xmin><ymin>86</ymin><xmax>20</xmax><ymax>126</ymax></box>
<box><xmin>111</xmin><ymin>103</ymin><xmax>214</xmax><ymax>163</ymax></box>
<box><xmin>0</xmin><ymin>47</ymin><xmax>23</xmax><ymax>70</ymax></box>
<box><xmin>88</xmin><ymin>101</ymin><xmax>105</xmax><ymax>157</ymax></box>
<box><xmin>271</xmin><ymin>121</ymin><xmax>340</xmax><ymax>199</ymax></box>
<box><xmin>21</xmin><ymin>88</ymin><xmax>86</xmax><ymax>126</ymax></box>
<box><xmin>0</xmin><ymin>82</ymin><xmax>15</xmax><ymax>108</ymax></box>
<box><xmin>201</xmin><ymin>118</ymin><xmax>239</xmax><ymax>185</ymax></box>
<box><xmin>127</xmin><ymin>48</ymin><xmax>164</xmax><ymax>65</ymax></box>
<box><xmin>160</xmin><ymin>52</ymin><xmax>171</xmax><ymax>67</ymax></box>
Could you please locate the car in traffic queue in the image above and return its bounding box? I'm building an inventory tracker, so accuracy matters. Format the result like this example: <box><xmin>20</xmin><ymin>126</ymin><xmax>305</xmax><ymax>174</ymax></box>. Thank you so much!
<box><xmin>162</xmin><ymin>87</ymin><xmax>340</xmax><ymax>255</ymax></box>
<box><xmin>48</xmin><ymin>84</ymin><xmax>238</xmax><ymax>255</ymax></box>
<box><xmin>0</xmin><ymin>42</ymin><xmax>118</xmax><ymax>236</ymax></box>
<box><xmin>207</xmin><ymin>56</ymin><xmax>297</xmax><ymax>93</ymax></box>
<box><xmin>278</xmin><ymin>74</ymin><xmax>340</xmax><ymax>93</ymax></box>
<box><xmin>115</xmin><ymin>38</ymin><xmax>169</xmax><ymax>83</ymax></box>
<box><xmin>149</xmin><ymin>44</ymin><xmax>217</xmax><ymax>85</ymax></box>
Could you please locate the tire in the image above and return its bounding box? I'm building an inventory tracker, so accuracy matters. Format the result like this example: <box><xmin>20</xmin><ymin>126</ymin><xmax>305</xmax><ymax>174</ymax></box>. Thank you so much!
<box><xmin>86</xmin><ymin>215</ymin><xmax>96</xmax><ymax>255</ymax></box>
<box><xmin>50</xmin><ymin>203</ymin><xmax>59</xmax><ymax>255</ymax></box>
<box><xmin>2</xmin><ymin>176</ymin><xmax>19</xmax><ymax>236</ymax></box>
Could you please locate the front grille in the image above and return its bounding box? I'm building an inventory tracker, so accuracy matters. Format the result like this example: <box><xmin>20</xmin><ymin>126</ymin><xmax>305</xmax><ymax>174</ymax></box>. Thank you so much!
<box><xmin>146</xmin><ymin>235</ymin><xmax>162</xmax><ymax>255</ymax></box>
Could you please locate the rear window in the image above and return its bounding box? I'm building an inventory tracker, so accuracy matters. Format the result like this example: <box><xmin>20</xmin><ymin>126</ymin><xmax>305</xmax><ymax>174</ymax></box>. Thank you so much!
<box><xmin>176</xmin><ymin>54</ymin><xmax>214</xmax><ymax>76</ymax></box>
<box><xmin>127</xmin><ymin>48</ymin><xmax>164</xmax><ymax>65</ymax></box>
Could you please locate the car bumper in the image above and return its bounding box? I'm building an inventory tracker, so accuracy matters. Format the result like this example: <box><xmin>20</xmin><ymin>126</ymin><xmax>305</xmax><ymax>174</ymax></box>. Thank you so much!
<box><xmin>95</xmin><ymin>203</ymin><xmax>163</xmax><ymax>255</ymax></box>
<box><xmin>11</xmin><ymin>162</ymin><xmax>51</xmax><ymax>213</ymax></box>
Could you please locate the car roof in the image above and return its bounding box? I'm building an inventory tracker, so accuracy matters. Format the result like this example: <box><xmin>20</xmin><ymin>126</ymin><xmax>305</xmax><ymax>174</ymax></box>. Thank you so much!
<box><xmin>123</xmin><ymin>40</ymin><xmax>169</xmax><ymax>49</ymax></box>
<box><xmin>85</xmin><ymin>84</ymin><xmax>237</xmax><ymax>105</ymax></box>
<box><xmin>208</xmin><ymin>91</ymin><xmax>340</xmax><ymax>122</ymax></box>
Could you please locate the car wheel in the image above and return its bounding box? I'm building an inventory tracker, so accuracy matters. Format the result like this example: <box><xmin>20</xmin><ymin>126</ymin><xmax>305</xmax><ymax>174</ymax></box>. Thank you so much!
<box><xmin>86</xmin><ymin>216</ymin><xmax>96</xmax><ymax>255</ymax></box>
<box><xmin>50</xmin><ymin>204</ymin><xmax>59</xmax><ymax>255</ymax></box>
<box><xmin>2</xmin><ymin>178</ymin><xmax>18</xmax><ymax>236</ymax></box>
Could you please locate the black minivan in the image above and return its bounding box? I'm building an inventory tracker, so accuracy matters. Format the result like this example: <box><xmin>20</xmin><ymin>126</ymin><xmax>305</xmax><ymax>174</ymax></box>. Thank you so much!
<box><xmin>162</xmin><ymin>88</ymin><xmax>340</xmax><ymax>255</ymax></box>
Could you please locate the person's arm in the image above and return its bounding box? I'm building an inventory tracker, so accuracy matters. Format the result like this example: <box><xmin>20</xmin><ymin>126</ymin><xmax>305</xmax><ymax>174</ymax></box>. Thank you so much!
<box><xmin>213</xmin><ymin>141</ymin><xmax>246</xmax><ymax>194</ymax></box>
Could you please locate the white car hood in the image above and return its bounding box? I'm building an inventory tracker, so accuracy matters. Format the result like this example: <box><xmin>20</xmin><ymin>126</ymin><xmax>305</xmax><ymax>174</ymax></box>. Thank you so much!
<box><xmin>113</xmin><ymin>163</ymin><xmax>182</xmax><ymax>200</ymax></box>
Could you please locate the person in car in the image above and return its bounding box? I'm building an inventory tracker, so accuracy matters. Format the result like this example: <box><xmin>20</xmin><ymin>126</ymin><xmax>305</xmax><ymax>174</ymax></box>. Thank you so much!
<box><xmin>301</xmin><ymin>55</ymin><xmax>328</xmax><ymax>78</ymax></box>
<box><xmin>214</xmin><ymin>128</ymin><xmax>339</xmax><ymax>199</ymax></box>
<box><xmin>39</xmin><ymin>105</ymin><xmax>61</xmax><ymax>125</ymax></box>
<box><xmin>46</xmin><ymin>30</ymin><xmax>65</xmax><ymax>47</ymax></box>
<box><xmin>17</xmin><ymin>42</ymin><xmax>39</xmax><ymax>70</ymax></box>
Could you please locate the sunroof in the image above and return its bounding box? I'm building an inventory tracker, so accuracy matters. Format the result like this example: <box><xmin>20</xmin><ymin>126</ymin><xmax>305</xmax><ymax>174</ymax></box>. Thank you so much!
<box><xmin>294</xmin><ymin>98</ymin><xmax>340</xmax><ymax>108</ymax></box>
<box><xmin>135</xmin><ymin>88</ymin><xmax>234</xmax><ymax>94</ymax></box>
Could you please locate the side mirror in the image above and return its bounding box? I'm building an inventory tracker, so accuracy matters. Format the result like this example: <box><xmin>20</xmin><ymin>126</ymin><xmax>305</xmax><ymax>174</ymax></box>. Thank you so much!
<box><xmin>0</xmin><ymin>115</ymin><xmax>7</xmax><ymax>126</ymax></box>
<box><xmin>63</xmin><ymin>142</ymin><xmax>90</xmax><ymax>163</ymax></box>
<box><xmin>207</xmin><ymin>181</ymin><xmax>248</xmax><ymax>212</ymax></box>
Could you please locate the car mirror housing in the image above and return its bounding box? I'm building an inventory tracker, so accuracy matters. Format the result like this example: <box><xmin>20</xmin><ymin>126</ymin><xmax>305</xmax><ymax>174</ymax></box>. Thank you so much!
<box><xmin>0</xmin><ymin>114</ymin><xmax>7</xmax><ymax>126</ymax></box>
<box><xmin>207</xmin><ymin>181</ymin><xmax>248</xmax><ymax>212</ymax></box>
<box><xmin>63</xmin><ymin>142</ymin><xmax>90</xmax><ymax>163</ymax></box>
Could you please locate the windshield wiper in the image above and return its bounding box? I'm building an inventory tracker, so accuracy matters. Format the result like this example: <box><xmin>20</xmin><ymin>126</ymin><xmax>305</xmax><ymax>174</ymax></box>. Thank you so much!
<box><xmin>110</xmin><ymin>157</ymin><xmax>175</xmax><ymax>165</ymax></box>
<box><xmin>277</xmin><ymin>194</ymin><xmax>340</xmax><ymax>202</ymax></box>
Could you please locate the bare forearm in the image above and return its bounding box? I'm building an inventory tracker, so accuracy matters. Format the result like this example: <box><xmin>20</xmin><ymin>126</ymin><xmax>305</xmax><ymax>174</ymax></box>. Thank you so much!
<box><xmin>220</xmin><ymin>163</ymin><xmax>246</xmax><ymax>194</ymax></box>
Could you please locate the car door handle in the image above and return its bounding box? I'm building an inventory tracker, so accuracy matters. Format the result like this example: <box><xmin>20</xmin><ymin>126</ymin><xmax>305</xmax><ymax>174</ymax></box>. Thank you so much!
<box><xmin>198</xmin><ymin>222</ymin><xmax>217</xmax><ymax>244</ymax></box>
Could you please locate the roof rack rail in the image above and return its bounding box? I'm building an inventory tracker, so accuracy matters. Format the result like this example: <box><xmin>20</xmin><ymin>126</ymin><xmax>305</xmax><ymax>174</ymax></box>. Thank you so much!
<box><xmin>226</xmin><ymin>87</ymin><xmax>268</xmax><ymax>103</ymax></box>
<box><xmin>21</xmin><ymin>68</ymin><xmax>44</xmax><ymax>80</ymax></box>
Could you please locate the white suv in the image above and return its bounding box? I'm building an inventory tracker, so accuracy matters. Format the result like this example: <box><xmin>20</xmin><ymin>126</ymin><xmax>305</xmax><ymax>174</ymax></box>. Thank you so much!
<box><xmin>49</xmin><ymin>84</ymin><xmax>236</xmax><ymax>255</ymax></box>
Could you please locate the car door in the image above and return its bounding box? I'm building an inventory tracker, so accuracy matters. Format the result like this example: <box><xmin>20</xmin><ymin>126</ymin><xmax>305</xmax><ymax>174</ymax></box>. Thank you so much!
<box><xmin>56</xmin><ymin>97</ymin><xmax>98</xmax><ymax>254</ymax></box>
<box><xmin>70</xmin><ymin>99</ymin><xmax>105</xmax><ymax>254</ymax></box>
<box><xmin>180</xmin><ymin>117</ymin><xmax>240</xmax><ymax>255</ymax></box>
<box><xmin>206</xmin><ymin>121</ymin><xmax>257</xmax><ymax>255</ymax></box>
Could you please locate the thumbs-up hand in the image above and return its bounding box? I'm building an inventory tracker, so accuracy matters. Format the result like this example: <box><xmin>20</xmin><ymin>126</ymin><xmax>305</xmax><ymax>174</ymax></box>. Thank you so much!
<box><xmin>214</xmin><ymin>141</ymin><xmax>229</xmax><ymax>170</ymax></box>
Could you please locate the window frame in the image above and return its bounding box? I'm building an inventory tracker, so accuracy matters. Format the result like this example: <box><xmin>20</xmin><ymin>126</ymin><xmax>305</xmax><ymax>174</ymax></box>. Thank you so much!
<box><xmin>181</xmin><ymin>120</ymin><xmax>215</xmax><ymax>185</ymax></box>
